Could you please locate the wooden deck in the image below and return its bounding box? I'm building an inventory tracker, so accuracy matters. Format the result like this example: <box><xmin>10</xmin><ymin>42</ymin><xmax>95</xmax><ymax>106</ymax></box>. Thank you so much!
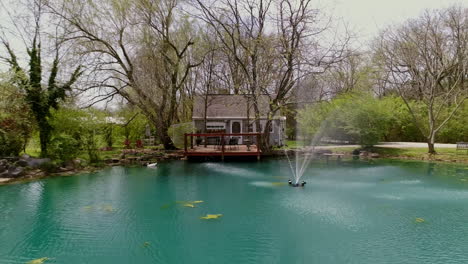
<box><xmin>184</xmin><ymin>133</ymin><xmax>262</xmax><ymax>160</ymax></box>
<box><xmin>185</xmin><ymin>145</ymin><xmax>260</xmax><ymax>156</ymax></box>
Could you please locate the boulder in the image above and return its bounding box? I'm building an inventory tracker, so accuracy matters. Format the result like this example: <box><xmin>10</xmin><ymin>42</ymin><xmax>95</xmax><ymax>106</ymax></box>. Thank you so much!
<box><xmin>370</xmin><ymin>153</ymin><xmax>380</xmax><ymax>158</ymax></box>
<box><xmin>313</xmin><ymin>149</ymin><xmax>332</xmax><ymax>155</ymax></box>
<box><xmin>4</xmin><ymin>157</ymin><xmax>19</xmax><ymax>162</ymax></box>
<box><xmin>20</xmin><ymin>154</ymin><xmax>31</xmax><ymax>160</ymax></box>
<box><xmin>0</xmin><ymin>171</ymin><xmax>10</xmax><ymax>178</ymax></box>
<box><xmin>24</xmin><ymin>158</ymin><xmax>51</xmax><ymax>168</ymax></box>
<box><xmin>15</xmin><ymin>160</ymin><xmax>29</xmax><ymax>167</ymax></box>
<box><xmin>8</xmin><ymin>167</ymin><xmax>25</xmax><ymax>178</ymax></box>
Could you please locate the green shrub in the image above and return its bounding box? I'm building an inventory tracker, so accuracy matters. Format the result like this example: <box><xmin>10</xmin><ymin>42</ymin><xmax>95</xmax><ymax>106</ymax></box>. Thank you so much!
<box><xmin>0</xmin><ymin>130</ymin><xmax>23</xmax><ymax>156</ymax></box>
<box><xmin>48</xmin><ymin>134</ymin><xmax>81</xmax><ymax>161</ymax></box>
<box><xmin>39</xmin><ymin>161</ymin><xmax>59</xmax><ymax>173</ymax></box>
<box><xmin>298</xmin><ymin>93</ymin><xmax>394</xmax><ymax>146</ymax></box>
<box><xmin>168</xmin><ymin>123</ymin><xmax>195</xmax><ymax>149</ymax></box>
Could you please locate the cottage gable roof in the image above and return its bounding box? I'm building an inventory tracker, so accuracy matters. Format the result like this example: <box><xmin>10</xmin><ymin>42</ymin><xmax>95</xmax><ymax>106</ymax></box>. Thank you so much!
<box><xmin>192</xmin><ymin>94</ymin><xmax>279</xmax><ymax>119</ymax></box>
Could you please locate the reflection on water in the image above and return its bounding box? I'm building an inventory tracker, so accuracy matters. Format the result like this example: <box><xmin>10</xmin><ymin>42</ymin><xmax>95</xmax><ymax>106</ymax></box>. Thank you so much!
<box><xmin>0</xmin><ymin>159</ymin><xmax>467</xmax><ymax>263</ymax></box>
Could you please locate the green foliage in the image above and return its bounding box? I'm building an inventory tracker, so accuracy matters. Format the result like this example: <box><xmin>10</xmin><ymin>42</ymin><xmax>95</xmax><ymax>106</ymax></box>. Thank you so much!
<box><xmin>48</xmin><ymin>134</ymin><xmax>81</xmax><ymax>162</ymax></box>
<box><xmin>113</xmin><ymin>107</ymin><xmax>151</xmax><ymax>145</ymax></box>
<box><xmin>4</xmin><ymin>40</ymin><xmax>81</xmax><ymax>157</ymax></box>
<box><xmin>38</xmin><ymin>161</ymin><xmax>59</xmax><ymax>173</ymax></box>
<box><xmin>299</xmin><ymin>92</ymin><xmax>467</xmax><ymax>145</ymax></box>
<box><xmin>168</xmin><ymin>123</ymin><xmax>195</xmax><ymax>149</ymax></box>
<box><xmin>50</xmin><ymin>107</ymin><xmax>104</xmax><ymax>163</ymax></box>
<box><xmin>437</xmin><ymin>103</ymin><xmax>468</xmax><ymax>143</ymax></box>
<box><xmin>298</xmin><ymin>93</ymin><xmax>394</xmax><ymax>146</ymax></box>
<box><xmin>0</xmin><ymin>72</ymin><xmax>34</xmax><ymax>156</ymax></box>
<box><xmin>103</xmin><ymin>124</ymin><xmax>114</xmax><ymax>148</ymax></box>
<box><xmin>0</xmin><ymin>128</ymin><xmax>24</xmax><ymax>156</ymax></box>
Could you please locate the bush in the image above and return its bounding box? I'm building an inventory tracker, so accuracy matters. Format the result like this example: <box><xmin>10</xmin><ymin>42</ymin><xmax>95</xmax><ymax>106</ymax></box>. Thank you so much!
<box><xmin>298</xmin><ymin>93</ymin><xmax>394</xmax><ymax>146</ymax></box>
<box><xmin>0</xmin><ymin>129</ymin><xmax>23</xmax><ymax>156</ymax></box>
<box><xmin>168</xmin><ymin>123</ymin><xmax>195</xmax><ymax>149</ymax></box>
<box><xmin>39</xmin><ymin>161</ymin><xmax>59</xmax><ymax>173</ymax></box>
<box><xmin>48</xmin><ymin>134</ymin><xmax>81</xmax><ymax>161</ymax></box>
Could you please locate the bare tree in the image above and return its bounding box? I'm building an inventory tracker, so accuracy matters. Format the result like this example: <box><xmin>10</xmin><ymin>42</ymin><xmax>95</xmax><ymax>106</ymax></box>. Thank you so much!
<box><xmin>193</xmin><ymin>0</ymin><xmax>348</xmax><ymax>151</ymax></box>
<box><xmin>374</xmin><ymin>6</ymin><xmax>468</xmax><ymax>153</ymax></box>
<box><xmin>47</xmin><ymin>0</ymin><xmax>202</xmax><ymax>149</ymax></box>
<box><xmin>1</xmin><ymin>0</ymin><xmax>82</xmax><ymax>157</ymax></box>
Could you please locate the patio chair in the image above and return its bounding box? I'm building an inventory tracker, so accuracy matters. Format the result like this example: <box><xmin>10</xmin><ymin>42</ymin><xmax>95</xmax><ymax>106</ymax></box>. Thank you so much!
<box><xmin>228</xmin><ymin>137</ymin><xmax>239</xmax><ymax>150</ymax></box>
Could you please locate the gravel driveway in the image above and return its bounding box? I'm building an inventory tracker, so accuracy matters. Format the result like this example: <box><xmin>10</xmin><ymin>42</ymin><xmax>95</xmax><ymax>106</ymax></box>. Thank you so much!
<box><xmin>313</xmin><ymin>142</ymin><xmax>457</xmax><ymax>149</ymax></box>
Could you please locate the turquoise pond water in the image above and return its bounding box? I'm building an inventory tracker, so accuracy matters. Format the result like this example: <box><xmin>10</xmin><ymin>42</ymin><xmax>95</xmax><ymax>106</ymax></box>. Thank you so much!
<box><xmin>0</xmin><ymin>159</ymin><xmax>468</xmax><ymax>263</ymax></box>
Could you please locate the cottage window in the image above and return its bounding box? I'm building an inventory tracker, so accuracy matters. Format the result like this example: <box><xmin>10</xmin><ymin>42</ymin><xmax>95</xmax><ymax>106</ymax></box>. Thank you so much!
<box><xmin>206</xmin><ymin>122</ymin><xmax>225</xmax><ymax>130</ymax></box>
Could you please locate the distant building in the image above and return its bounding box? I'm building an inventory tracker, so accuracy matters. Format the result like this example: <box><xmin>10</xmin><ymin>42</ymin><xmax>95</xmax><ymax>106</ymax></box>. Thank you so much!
<box><xmin>192</xmin><ymin>94</ymin><xmax>286</xmax><ymax>146</ymax></box>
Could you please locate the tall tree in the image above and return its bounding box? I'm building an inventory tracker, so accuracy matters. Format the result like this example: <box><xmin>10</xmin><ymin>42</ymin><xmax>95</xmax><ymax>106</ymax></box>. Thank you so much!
<box><xmin>194</xmin><ymin>0</ymin><xmax>348</xmax><ymax>151</ymax></box>
<box><xmin>374</xmin><ymin>6</ymin><xmax>468</xmax><ymax>153</ymax></box>
<box><xmin>47</xmin><ymin>0</ymin><xmax>202</xmax><ymax>149</ymax></box>
<box><xmin>1</xmin><ymin>0</ymin><xmax>81</xmax><ymax>157</ymax></box>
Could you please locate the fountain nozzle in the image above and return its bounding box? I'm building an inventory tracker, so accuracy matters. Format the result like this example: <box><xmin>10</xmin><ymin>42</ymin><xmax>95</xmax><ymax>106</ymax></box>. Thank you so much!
<box><xmin>289</xmin><ymin>180</ymin><xmax>306</xmax><ymax>187</ymax></box>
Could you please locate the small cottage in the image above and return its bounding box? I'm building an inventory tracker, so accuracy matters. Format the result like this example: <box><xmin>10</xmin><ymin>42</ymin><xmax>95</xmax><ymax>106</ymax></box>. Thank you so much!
<box><xmin>192</xmin><ymin>94</ymin><xmax>286</xmax><ymax>147</ymax></box>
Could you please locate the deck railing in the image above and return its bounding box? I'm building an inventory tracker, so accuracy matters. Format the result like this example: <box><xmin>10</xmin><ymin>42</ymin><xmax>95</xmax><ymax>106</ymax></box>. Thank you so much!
<box><xmin>184</xmin><ymin>133</ymin><xmax>262</xmax><ymax>159</ymax></box>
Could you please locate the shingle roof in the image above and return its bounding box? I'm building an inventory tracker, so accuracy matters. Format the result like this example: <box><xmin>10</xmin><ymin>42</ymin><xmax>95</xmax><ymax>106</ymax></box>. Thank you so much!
<box><xmin>192</xmin><ymin>94</ymin><xmax>278</xmax><ymax>119</ymax></box>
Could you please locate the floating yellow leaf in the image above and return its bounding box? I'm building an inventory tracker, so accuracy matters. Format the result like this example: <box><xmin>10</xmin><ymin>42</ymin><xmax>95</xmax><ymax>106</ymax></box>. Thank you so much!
<box><xmin>191</xmin><ymin>200</ymin><xmax>204</xmax><ymax>204</ymax></box>
<box><xmin>143</xmin><ymin>242</ymin><xmax>151</xmax><ymax>247</ymax></box>
<box><xmin>272</xmin><ymin>176</ymin><xmax>287</xmax><ymax>179</ymax></box>
<box><xmin>102</xmin><ymin>205</ymin><xmax>116</xmax><ymax>212</ymax></box>
<box><xmin>160</xmin><ymin>204</ymin><xmax>171</xmax><ymax>209</ymax></box>
<box><xmin>27</xmin><ymin>257</ymin><xmax>49</xmax><ymax>264</ymax></box>
<box><xmin>82</xmin><ymin>206</ymin><xmax>93</xmax><ymax>211</ymax></box>
<box><xmin>271</xmin><ymin>182</ymin><xmax>287</xmax><ymax>186</ymax></box>
<box><xmin>415</xmin><ymin>218</ymin><xmax>425</xmax><ymax>223</ymax></box>
<box><xmin>183</xmin><ymin>203</ymin><xmax>195</xmax><ymax>208</ymax></box>
<box><xmin>200</xmin><ymin>214</ymin><xmax>223</xmax><ymax>219</ymax></box>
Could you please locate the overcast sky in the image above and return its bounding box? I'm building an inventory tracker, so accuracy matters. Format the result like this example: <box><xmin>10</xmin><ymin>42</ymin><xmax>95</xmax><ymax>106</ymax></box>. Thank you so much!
<box><xmin>0</xmin><ymin>0</ymin><xmax>466</xmax><ymax>68</ymax></box>
<box><xmin>333</xmin><ymin>0</ymin><xmax>466</xmax><ymax>45</ymax></box>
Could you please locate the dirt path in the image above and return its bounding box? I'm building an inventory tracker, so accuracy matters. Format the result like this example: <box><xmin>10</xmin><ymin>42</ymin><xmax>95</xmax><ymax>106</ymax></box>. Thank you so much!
<box><xmin>313</xmin><ymin>142</ymin><xmax>456</xmax><ymax>149</ymax></box>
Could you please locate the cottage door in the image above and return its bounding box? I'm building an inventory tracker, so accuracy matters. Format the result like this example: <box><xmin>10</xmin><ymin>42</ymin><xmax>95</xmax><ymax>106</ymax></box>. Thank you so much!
<box><xmin>231</xmin><ymin>120</ymin><xmax>243</xmax><ymax>144</ymax></box>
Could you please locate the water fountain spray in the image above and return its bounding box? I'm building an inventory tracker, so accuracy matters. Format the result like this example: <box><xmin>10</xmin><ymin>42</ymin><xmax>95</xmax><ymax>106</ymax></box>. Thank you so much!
<box><xmin>285</xmin><ymin>119</ymin><xmax>330</xmax><ymax>187</ymax></box>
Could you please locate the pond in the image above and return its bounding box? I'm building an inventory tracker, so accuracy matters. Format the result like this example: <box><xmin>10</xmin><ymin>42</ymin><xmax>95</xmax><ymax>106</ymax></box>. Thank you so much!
<box><xmin>1</xmin><ymin>159</ymin><xmax>468</xmax><ymax>263</ymax></box>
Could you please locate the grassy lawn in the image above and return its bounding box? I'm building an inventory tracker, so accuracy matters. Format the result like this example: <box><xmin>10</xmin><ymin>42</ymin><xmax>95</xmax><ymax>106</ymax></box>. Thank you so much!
<box><xmin>24</xmin><ymin>140</ymin><xmax>165</xmax><ymax>162</ymax></box>
<box><xmin>281</xmin><ymin>140</ymin><xmax>304</xmax><ymax>149</ymax></box>
<box><xmin>331</xmin><ymin>146</ymin><xmax>468</xmax><ymax>163</ymax></box>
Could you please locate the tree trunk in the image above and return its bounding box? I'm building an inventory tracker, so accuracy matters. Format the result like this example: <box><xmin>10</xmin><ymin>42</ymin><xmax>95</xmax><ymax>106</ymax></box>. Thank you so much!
<box><xmin>261</xmin><ymin>120</ymin><xmax>272</xmax><ymax>153</ymax></box>
<box><xmin>427</xmin><ymin>134</ymin><xmax>436</xmax><ymax>154</ymax></box>
<box><xmin>38</xmin><ymin>119</ymin><xmax>51</xmax><ymax>158</ymax></box>
<box><xmin>159</xmin><ymin>122</ymin><xmax>177</xmax><ymax>150</ymax></box>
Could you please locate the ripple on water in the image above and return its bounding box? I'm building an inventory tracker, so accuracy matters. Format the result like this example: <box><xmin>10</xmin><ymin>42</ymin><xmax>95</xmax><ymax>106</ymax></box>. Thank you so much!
<box><xmin>203</xmin><ymin>163</ymin><xmax>266</xmax><ymax>178</ymax></box>
<box><xmin>373</xmin><ymin>194</ymin><xmax>404</xmax><ymax>200</ymax></box>
<box><xmin>249</xmin><ymin>181</ymin><xmax>287</xmax><ymax>188</ymax></box>
<box><xmin>282</xmin><ymin>192</ymin><xmax>364</xmax><ymax>232</ymax></box>
<box><xmin>1</xmin><ymin>160</ymin><xmax>468</xmax><ymax>263</ymax></box>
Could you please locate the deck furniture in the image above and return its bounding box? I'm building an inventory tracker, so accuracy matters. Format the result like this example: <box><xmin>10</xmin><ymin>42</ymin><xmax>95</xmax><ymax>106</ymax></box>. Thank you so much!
<box><xmin>184</xmin><ymin>133</ymin><xmax>262</xmax><ymax>160</ymax></box>
<box><xmin>456</xmin><ymin>142</ymin><xmax>468</xmax><ymax>154</ymax></box>
<box><xmin>228</xmin><ymin>137</ymin><xmax>239</xmax><ymax>150</ymax></box>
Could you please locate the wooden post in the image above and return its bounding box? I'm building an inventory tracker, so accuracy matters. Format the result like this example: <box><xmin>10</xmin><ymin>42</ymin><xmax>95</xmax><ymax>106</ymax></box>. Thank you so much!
<box><xmin>184</xmin><ymin>133</ymin><xmax>187</xmax><ymax>153</ymax></box>
<box><xmin>190</xmin><ymin>134</ymin><xmax>193</xmax><ymax>149</ymax></box>
<box><xmin>257</xmin><ymin>133</ymin><xmax>260</xmax><ymax>160</ymax></box>
<box><xmin>221</xmin><ymin>135</ymin><xmax>225</xmax><ymax>161</ymax></box>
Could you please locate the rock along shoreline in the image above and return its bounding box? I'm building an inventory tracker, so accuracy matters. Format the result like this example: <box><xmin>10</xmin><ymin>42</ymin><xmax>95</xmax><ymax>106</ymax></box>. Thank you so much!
<box><xmin>0</xmin><ymin>150</ymin><xmax>186</xmax><ymax>186</ymax></box>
